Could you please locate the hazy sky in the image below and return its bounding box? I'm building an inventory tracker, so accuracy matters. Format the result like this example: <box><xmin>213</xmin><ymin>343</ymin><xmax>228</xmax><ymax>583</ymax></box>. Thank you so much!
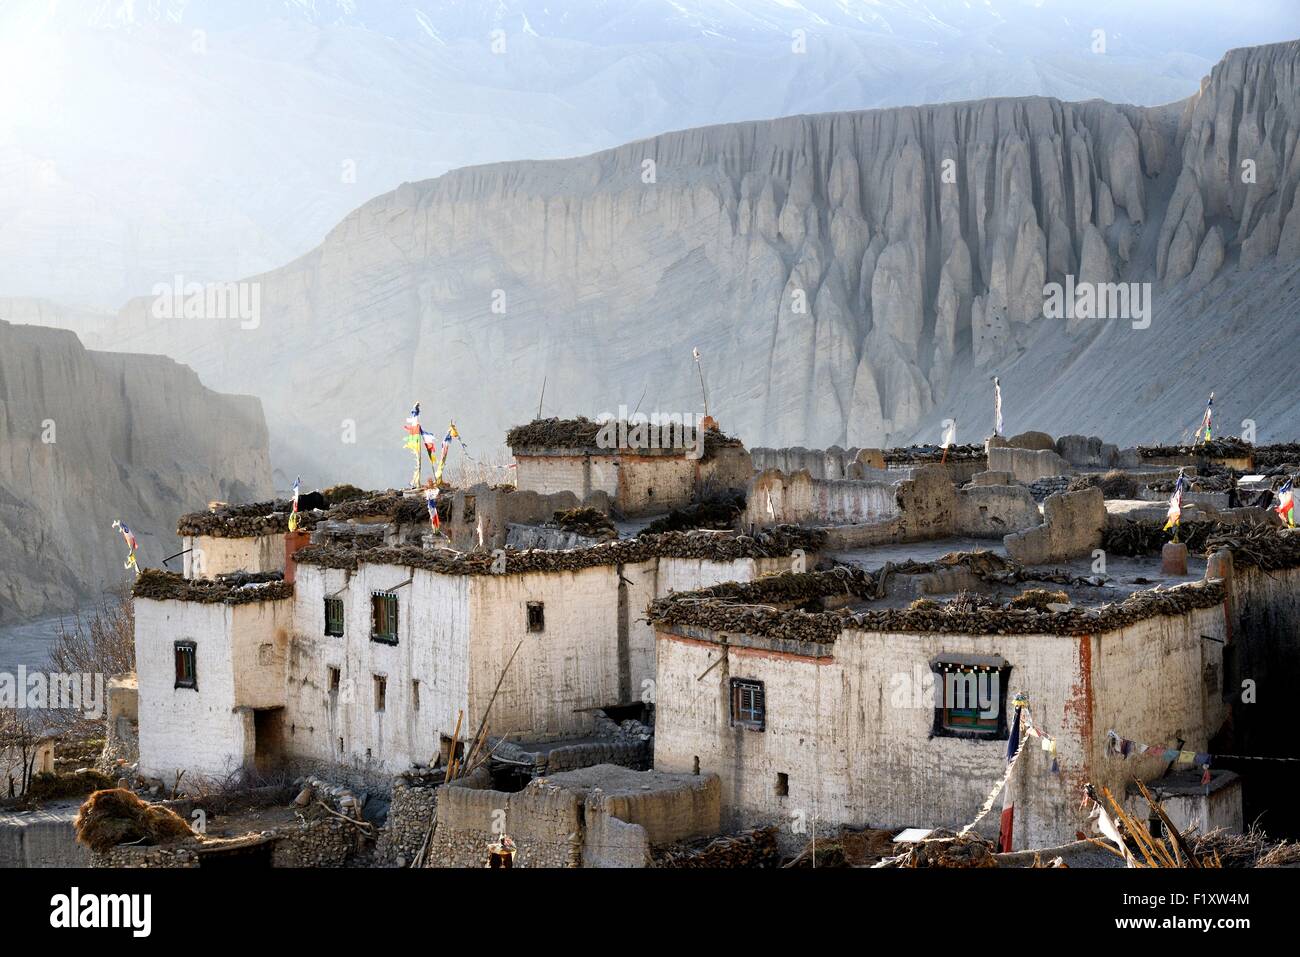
<box><xmin>0</xmin><ymin>0</ymin><xmax>1296</xmax><ymax>307</ymax></box>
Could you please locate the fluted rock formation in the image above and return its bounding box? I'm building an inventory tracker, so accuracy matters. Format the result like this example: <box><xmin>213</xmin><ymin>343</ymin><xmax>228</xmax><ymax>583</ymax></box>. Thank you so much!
<box><xmin>0</xmin><ymin>321</ymin><xmax>273</xmax><ymax>623</ymax></box>
<box><xmin>89</xmin><ymin>41</ymin><xmax>1300</xmax><ymax>486</ymax></box>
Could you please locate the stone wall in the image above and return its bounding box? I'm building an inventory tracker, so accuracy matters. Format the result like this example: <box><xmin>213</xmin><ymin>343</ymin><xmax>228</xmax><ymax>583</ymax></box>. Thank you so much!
<box><xmin>376</xmin><ymin>778</ymin><xmax>439</xmax><ymax>867</ymax></box>
<box><xmin>0</xmin><ymin>805</ymin><xmax>90</xmax><ymax>867</ymax></box>
<box><xmin>427</xmin><ymin>765</ymin><xmax>719</xmax><ymax>868</ymax></box>
<box><xmin>429</xmin><ymin>778</ymin><xmax>583</xmax><ymax>868</ymax></box>
<box><xmin>751</xmin><ymin>465</ymin><xmax>1040</xmax><ymax>545</ymax></box>
<box><xmin>269</xmin><ymin>816</ymin><xmax>363</xmax><ymax>867</ymax></box>
<box><xmin>987</xmin><ymin>446</ymin><xmax>1075</xmax><ymax>484</ymax></box>
<box><xmin>1004</xmin><ymin>488</ymin><xmax>1105</xmax><ymax>564</ymax></box>
<box><xmin>444</xmin><ymin>485</ymin><xmax>607</xmax><ymax>551</ymax></box>
<box><xmin>89</xmin><ymin>814</ymin><xmax>364</xmax><ymax>868</ymax></box>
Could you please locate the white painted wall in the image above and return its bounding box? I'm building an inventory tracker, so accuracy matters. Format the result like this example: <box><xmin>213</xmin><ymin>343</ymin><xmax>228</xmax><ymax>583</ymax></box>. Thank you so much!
<box><xmin>135</xmin><ymin>598</ymin><xmax>248</xmax><ymax>784</ymax></box>
<box><xmin>655</xmin><ymin>604</ymin><xmax>1228</xmax><ymax>851</ymax></box>
<box><xmin>183</xmin><ymin>534</ymin><xmax>285</xmax><ymax>579</ymax></box>
<box><xmin>284</xmin><ymin>563</ymin><xmax>471</xmax><ymax>775</ymax></box>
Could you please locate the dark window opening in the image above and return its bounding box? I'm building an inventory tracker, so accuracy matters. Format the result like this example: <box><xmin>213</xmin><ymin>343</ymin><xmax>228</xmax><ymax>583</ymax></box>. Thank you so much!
<box><xmin>174</xmin><ymin>641</ymin><xmax>197</xmax><ymax>690</ymax></box>
<box><xmin>931</xmin><ymin>660</ymin><xmax>1011</xmax><ymax>740</ymax></box>
<box><xmin>337</xmin><ymin>737</ymin><xmax>344</xmax><ymax>755</ymax></box>
<box><xmin>324</xmin><ymin>597</ymin><xmax>345</xmax><ymax>637</ymax></box>
<box><xmin>373</xmin><ymin>675</ymin><xmax>387</xmax><ymax>712</ymax></box>
<box><xmin>730</xmin><ymin>678</ymin><xmax>765</xmax><ymax>731</ymax></box>
<box><xmin>776</xmin><ymin>772</ymin><xmax>789</xmax><ymax>797</ymax></box>
<box><xmin>371</xmin><ymin>592</ymin><xmax>398</xmax><ymax>644</ymax></box>
<box><xmin>439</xmin><ymin>734</ymin><xmax>464</xmax><ymax>767</ymax></box>
<box><xmin>526</xmin><ymin>601</ymin><xmax>545</xmax><ymax>633</ymax></box>
<box><xmin>327</xmin><ymin>667</ymin><xmax>341</xmax><ymax>694</ymax></box>
<box><xmin>412</xmin><ymin>679</ymin><xmax>420</xmax><ymax>711</ymax></box>
<box><xmin>463</xmin><ymin>495</ymin><xmax>476</xmax><ymax>524</ymax></box>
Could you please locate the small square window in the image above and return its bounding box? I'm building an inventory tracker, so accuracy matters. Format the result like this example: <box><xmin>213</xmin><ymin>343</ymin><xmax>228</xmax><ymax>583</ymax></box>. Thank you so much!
<box><xmin>463</xmin><ymin>495</ymin><xmax>476</xmax><ymax>524</ymax></box>
<box><xmin>328</xmin><ymin>666</ymin><xmax>341</xmax><ymax>694</ymax></box>
<box><xmin>776</xmin><ymin>772</ymin><xmax>789</xmax><ymax>797</ymax></box>
<box><xmin>174</xmin><ymin>641</ymin><xmax>197</xmax><ymax>690</ymax></box>
<box><xmin>730</xmin><ymin>678</ymin><xmax>764</xmax><ymax>730</ymax></box>
<box><xmin>526</xmin><ymin>601</ymin><xmax>545</xmax><ymax>633</ymax></box>
<box><xmin>371</xmin><ymin>592</ymin><xmax>398</xmax><ymax>644</ymax></box>
<box><xmin>931</xmin><ymin>661</ymin><xmax>1010</xmax><ymax>740</ymax></box>
<box><xmin>324</xmin><ymin>597</ymin><xmax>345</xmax><ymax>637</ymax></box>
<box><xmin>373</xmin><ymin>675</ymin><xmax>387</xmax><ymax>712</ymax></box>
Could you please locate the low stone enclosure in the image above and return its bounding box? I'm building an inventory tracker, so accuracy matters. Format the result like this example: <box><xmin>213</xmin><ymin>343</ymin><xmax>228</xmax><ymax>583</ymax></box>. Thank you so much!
<box><xmin>427</xmin><ymin>764</ymin><xmax>721</xmax><ymax>868</ymax></box>
<box><xmin>647</xmin><ymin>524</ymin><xmax>1300</xmax><ymax>852</ymax></box>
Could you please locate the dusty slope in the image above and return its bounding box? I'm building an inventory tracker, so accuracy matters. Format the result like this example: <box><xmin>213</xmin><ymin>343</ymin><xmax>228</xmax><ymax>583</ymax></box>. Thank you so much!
<box><xmin>83</xmin><ymin>41</ymin><xmax>1300</xmax><ymax>486</ymax></box>
<box><xmin>0</xmin><ymin>321</ymin><xmax>273</xmax><ymax>624</ymax></box>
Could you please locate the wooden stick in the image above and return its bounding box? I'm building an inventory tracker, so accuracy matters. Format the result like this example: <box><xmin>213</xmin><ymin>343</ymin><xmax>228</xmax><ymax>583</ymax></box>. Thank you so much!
<box><xmin>445</xmin><ymin>710</ymin><xmax>464</xmax><ymax>780</ymax></box>
<box><xmin>463</xmin><ymin>639</ymin><xmax>524</xmax><ymax>773</ymax></box>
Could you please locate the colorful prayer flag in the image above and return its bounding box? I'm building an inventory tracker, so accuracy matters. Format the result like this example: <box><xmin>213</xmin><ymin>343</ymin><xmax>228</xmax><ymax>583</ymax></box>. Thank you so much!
<box><xmin>425</xmin><ymin>488</ymin><xmax>441</xmax><ymax>533</ymax></box>
<box><xmin>1277</xmin><ymin>479</ymin><xmax>1295</xmax><ymax>527</ymax></box>
<box><xmin>288</xmin><ymin>476</ymin><xmax>301</xmax><ymax>532</ymax></box>
<box><xmin>1198</xmin><ymin>392</ymin><xmax>1214</xmax><ymax>444</ymax></box>
<box><xmin>998</xmin><ymin>696</ymin><xmax>1024</xmax><ymax>852</ymax></box>
<box><xmin>112</xmin><ymin>520</ymin><xmax>139</xmax><ymax>575</ymax></box>
<box><xmin>1163</xmin><ymin>475</ymin><xmax>1185</xmax><ymax>530</ymax></box>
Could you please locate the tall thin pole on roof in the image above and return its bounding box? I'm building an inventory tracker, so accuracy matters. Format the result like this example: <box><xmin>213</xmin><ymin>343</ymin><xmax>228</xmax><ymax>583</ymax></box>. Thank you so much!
<box><xmin>536</xmin><ymin>376</ymin><xmax>546</xmax><ymax>421</ymax></box>
<box><xmin>693</xmin><ymin>347</ymin><xmax>709</xmax><ymax>418</ymax></box>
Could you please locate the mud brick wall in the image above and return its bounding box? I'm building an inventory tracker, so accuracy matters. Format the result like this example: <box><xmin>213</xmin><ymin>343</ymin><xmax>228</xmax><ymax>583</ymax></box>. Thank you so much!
<box><xmin>429</xmin><ymin>780</ymin><xmax>582</xmax><ymax>868</ymax></box>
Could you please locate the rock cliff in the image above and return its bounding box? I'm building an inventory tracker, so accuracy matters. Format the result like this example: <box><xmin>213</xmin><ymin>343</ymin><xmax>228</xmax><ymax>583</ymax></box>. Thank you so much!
<box><xmin>0</xmin><ymin>321</ymin><xmax>273</xmax><ymax>624</ymax></box>
<box><xmin>91</xmin><ymin>41</ymin><xmax>1300</xmax><ymax>486</ymax></box>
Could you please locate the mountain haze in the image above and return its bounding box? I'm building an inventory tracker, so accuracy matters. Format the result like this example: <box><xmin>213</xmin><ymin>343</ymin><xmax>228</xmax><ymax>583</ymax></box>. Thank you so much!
<box><xmin>70</xmin><ymin>39</ymin><xmax>1300</xmax><ymax>488</ymax></box>
<box><xmin>2</xmin><ymin>0</ymin><xmax>1296</xmax><ymax>307</ymax></box>
<box><xmin>0</xmin><ymin>321</ymin><xmax>274</xmax><ymax>624</ymax></box>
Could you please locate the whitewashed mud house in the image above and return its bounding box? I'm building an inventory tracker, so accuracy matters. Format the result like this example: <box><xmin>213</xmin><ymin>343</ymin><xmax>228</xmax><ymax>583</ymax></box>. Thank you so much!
<box><xmin>648</xmin><ymin>559</ymin><xmax>1237</xmax><ymax>852</ymax></box>
<box><xmin>131</xmin><ymin>483</ymin><xmax>820</xmax><ymax>787</ymax></box>
<box><xmin>508</xmin><ymin>417</ymin><xmax>753</xmax><ymax>516</ymax></box>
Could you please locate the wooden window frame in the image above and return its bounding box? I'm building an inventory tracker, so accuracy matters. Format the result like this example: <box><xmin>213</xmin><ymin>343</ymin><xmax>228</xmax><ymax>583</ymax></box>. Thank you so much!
<box><xmin>324</xmin><ymin>597</ymin><xmax>345</xmax><ymax>637</ymax></box>
<box><xmin>371</xmin><ymin>592</ymin><xmax>399</xmax><ymax>645</ymax></box>
<box><xmin>931</xmin><ymin>660</ymin><xmax>1011</xmax><ymax>741</ymax></box>
<box><xmin>174</xmin><ymin>641</ymin><xmax>197</xmax><ymax>690</ymax></box>
<box><xmin>729</xmin><ymin>677</ymin><xmax>765</xmax><ymax>731</ymax></box>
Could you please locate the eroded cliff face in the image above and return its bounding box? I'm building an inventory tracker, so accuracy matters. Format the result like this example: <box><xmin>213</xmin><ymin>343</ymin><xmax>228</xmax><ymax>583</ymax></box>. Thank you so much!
<box><xmin>0</xmin><ymin>321</ymin><xmax>273</xmax><ymax>623</ymax></box>
<box><xmin>96</xmin><ymin>41</ymin><xmax>1300</xmax><ymax>486</ymax></box>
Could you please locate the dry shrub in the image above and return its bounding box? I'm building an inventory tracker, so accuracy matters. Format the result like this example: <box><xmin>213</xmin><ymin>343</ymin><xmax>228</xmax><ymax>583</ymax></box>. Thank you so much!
<box><xmin>74</xmin><ymin>788</ymin><xmax>196</xmax><ymax>852</ymax></box>
<box><xmin>1007</xmin><ymin>588</ymin><xmax>1070</xmax><ymax>612</ymax></box>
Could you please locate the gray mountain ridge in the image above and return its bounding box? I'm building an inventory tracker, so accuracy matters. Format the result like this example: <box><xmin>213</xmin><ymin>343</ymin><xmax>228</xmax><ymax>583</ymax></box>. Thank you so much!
<box><xmin>61</xmin><ymin>39</ymin><xmax>1300</xmax><ymax>488</ymax></box>
<box><xmin>0</xmin><ymin>320</ymin><xmax>273</xmax><ymax>624</ymax></box>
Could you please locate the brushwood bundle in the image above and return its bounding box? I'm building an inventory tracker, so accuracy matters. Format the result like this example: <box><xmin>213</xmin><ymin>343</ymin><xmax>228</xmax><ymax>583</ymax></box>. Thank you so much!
<box><xmin>884</xmin><ymin>443</ymin><xmax>986</xmax><ymax>464</ymax></box>
<box><xmin>133</xmin><ymin>569</ymin><xmax>293</xmax><ymax>604</ymax></box>
<box><xmin>295</xmin><ymin>526</ymin><xmax>825</xmax><ymax>576</ymax></box>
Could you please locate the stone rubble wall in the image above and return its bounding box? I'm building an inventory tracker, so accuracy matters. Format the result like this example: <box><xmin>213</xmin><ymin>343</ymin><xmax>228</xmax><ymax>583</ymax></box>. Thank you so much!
<box><xmin>375</xmin><ymin>779</ymin><xmax>439</xmax><ymax>867</ymax></box>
